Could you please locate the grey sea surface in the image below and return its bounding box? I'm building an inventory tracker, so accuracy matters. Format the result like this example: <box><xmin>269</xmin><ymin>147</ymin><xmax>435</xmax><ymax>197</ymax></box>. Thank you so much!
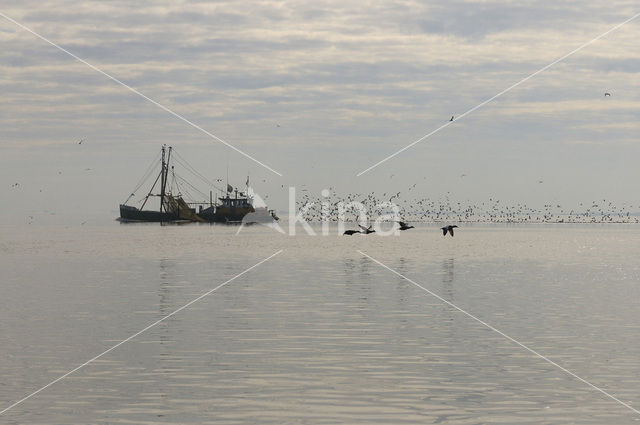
<box><xmin>1</xmin><ymin>222</ymin><xmax>639</xmax><ymax>424</ymax></box>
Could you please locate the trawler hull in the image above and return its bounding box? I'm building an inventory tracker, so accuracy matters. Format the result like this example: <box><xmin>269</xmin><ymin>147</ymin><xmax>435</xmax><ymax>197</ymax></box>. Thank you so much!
<box><xmin>197</xmin><ymin>205</ymin><xmax>253</xmax><ymax>223</ymax></box>
<box><xmin>119</xmin><ymin>204</ymin><xmax>179</xmax><ymax>222</ymax></box>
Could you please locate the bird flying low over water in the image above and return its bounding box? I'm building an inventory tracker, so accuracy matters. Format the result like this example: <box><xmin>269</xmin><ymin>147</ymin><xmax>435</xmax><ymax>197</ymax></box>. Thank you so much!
<box><xmin>343</xmin><ymin>230</ymin><xmax>360</xmax><ymax>235</ymax></box>
<box><xmin>441</xmin><ymin>225</ymin><xmax>458</xmax><ymax>236</ymax></box>
<box><xmin>359</xmin><ymin>224</ymin><xmax>375</xmax><ymax>234</ymax></box>
<box><xmin>397</xmin><ymin>221</ymin><xmax>414</xmax><ymax>231</ymax></box>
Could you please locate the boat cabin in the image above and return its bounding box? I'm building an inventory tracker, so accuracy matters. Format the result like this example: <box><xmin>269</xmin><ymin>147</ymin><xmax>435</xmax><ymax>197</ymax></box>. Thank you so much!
<box><xmin>219</xmin><ymin>194</ymin><xmax>252</xmax><ymax>208</ymax></box>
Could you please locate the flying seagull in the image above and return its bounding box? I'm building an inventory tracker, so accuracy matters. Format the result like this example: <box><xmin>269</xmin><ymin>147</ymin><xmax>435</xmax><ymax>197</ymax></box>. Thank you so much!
<box><xmin>604</xmin><ymin>92</ymin><xmax>611</xmax><ymax>97</ymax></box>
<box><xmin>441</xmin><ymin>225</ymin><xmax>458</xmax><ymax>236</ymax></box>
<box><xmin>397</xmin><ymin>221</ymin><xmax>414</xmax><ymax>231</ymax></box>
<box><xmin>78</xmin><ymin>138</ymin><xmax>84</xmax><ymax>144</ymax></box>
<box><xmin>343</xmin><ymin>230</ymin><xmax>361</xmax><ymax>235</ymax></box>
<box><xmin>359</xmin><ymin>224</ymin><xmax>375</xmax><ymax>234</ymax></box>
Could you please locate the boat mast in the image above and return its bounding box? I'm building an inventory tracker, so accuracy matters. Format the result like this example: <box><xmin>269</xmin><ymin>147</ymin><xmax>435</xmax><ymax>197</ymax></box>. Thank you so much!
<box><xmin>160</xmin><ymin>145</ymin><xmax>167</xmax><ymax>212</ymax></box>
<box><xmin>165</xmin><ymin>146</ymin><xmax>172</xmax><ymax>193</ymax></box>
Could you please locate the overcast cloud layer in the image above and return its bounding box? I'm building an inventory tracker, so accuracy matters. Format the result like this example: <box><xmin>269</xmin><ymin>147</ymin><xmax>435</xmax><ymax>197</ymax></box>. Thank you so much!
<box><xmin>1</xmin><ymin>1</ymin><xmax>639</xmax><ymax>222</ymax></box>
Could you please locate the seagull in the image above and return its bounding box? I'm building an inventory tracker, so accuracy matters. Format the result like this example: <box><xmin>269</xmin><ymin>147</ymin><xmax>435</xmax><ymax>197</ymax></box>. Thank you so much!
<box><xmin>343</xmin><ymin>230</ymin><xmax>361</xmax><ymax>235</ymax></box>
<box><xmin>441</xmin><ymin>225</ymin><xmax>458</xmax><ymax>236</ymax></box>
<box><xmin>397</xmin><ymin>221</ymin><xmax>414</xmax><ymax>231</ymax></box>
<box><xmin>450</xmin><ymin>116</ymin><xmax>454</xmax><ymax>121</ymax></box>
<box><xmin>359</xmin><ymin>224</ymin><xmax>375</xmax><ymax>234</ymax></box>
<box><xmin>78</xmin><ymin>138</ymin><xmax>84</xmax><ymax>144</ymax></box>
<box><xmin>604</xmin><ymin>92</ymin><xmax>611</xmax><ymax>97</ymax></box>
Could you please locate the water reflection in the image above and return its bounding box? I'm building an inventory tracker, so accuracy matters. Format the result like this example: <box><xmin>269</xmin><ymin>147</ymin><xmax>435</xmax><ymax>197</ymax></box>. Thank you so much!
<box><xmin>158</xmin><ymin>258</ymin><xmax>174</xmax><ymax>317</ymax></box>
<box><xmin>441</xmin><ymin>258</ymin><xmax>455</xmax><ymax>302</ymax></box>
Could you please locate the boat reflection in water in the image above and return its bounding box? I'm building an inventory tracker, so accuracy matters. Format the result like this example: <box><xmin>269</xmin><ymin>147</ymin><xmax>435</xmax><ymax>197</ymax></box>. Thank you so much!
<box><xmin>118</xmin><ymin>145</ymin><xmax>278</xmax><ymax>224</ymax></box>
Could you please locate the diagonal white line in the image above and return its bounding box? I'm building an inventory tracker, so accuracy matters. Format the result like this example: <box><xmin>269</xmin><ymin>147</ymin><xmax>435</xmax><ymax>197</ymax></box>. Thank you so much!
<box><xmin>358</xmin><ymin>249</ymin><xmax>640</xmax><ymax>416</ymax></box>
<box><xmin>0</xmin><ymin>249</ymin><xmax>283</xmax><ymax>416</ymax></box>
<box><xmin>357</xmin><ymin>11</ymin><xmax>640</xmax><ymax>176</ymax></box>
<box><xmin>0</xmin><ymin>11</ymin><xmax>283</xmax><ymax>177</ymax></box>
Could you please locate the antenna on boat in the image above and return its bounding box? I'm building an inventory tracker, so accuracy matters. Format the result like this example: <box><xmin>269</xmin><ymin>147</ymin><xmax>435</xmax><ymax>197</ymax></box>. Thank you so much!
<box><xmin>246</xmin><ymin>173</ymin><xmax>251</xmax><ymax>206</ymax></box>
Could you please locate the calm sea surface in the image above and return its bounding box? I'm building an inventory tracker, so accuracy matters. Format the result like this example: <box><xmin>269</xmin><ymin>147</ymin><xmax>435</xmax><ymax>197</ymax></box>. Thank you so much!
<box><xmin>1</xmin><ymin>222</ymin><xmax>639</xmax><ymax>424</ymax></box>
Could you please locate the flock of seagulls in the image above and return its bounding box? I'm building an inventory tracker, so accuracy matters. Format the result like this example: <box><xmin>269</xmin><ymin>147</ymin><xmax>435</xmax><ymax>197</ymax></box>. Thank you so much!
<box><xmin>296</xmin><ymin>189</ymin><xmax>640</xmax><ymax>226</ymax></box>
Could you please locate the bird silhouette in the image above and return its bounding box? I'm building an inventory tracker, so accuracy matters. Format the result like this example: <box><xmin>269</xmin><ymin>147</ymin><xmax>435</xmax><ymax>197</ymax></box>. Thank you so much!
<box><xmin>397</xmin><ymin>221</ymin><xmax>414</xmax><ymax>231</ymax></box>
<box><xmin>604</xmin><ymin>92</ymin><xmax>611</xmax><ymax>97</ymax></box>
<box><xmin>343</xmin><ymin>230</ymin><xmax>361</xmax><ymax>235</ymax></box>
<box><xmin>450</xmin><ymin>116</ymin><xmax>454</xmax><ymax>121</ymax></box>
<box><xmin>441</xmin><ymin>225</ymin><xmax>458</xmax><ymax>236</ymax></box>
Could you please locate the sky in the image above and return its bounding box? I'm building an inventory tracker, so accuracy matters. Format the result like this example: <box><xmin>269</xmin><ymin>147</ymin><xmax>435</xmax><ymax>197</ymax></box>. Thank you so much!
<box><xmin>1</xmin><ymin>0</ymin><xmax>639</xmax><ymax>223</ymax></box>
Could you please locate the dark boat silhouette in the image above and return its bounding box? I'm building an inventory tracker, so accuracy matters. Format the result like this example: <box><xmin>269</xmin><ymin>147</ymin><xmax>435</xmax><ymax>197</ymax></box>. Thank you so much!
<box><xmin>119</xmin><ymin>145</ymin><xmax>277</xmax><ymax>223</ymax></box>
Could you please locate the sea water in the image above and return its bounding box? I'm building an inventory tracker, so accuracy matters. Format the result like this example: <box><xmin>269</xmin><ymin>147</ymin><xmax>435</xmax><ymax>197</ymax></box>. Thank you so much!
<box><xmin>1</xmin><ymin>222</ymin><xmax>639</xmax><ymax>424</ymax></box>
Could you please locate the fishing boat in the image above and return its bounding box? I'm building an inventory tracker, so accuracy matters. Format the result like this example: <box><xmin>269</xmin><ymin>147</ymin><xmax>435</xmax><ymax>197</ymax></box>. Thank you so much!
<box><xmin>119</xmin><ymin>145</ymin><xmax>204</xmax><ymax>222</ymax></box>
<box><xmin>119</xmin><ymin>145</ymin><xmax>277</xmax><ymax>224</ymax></box>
